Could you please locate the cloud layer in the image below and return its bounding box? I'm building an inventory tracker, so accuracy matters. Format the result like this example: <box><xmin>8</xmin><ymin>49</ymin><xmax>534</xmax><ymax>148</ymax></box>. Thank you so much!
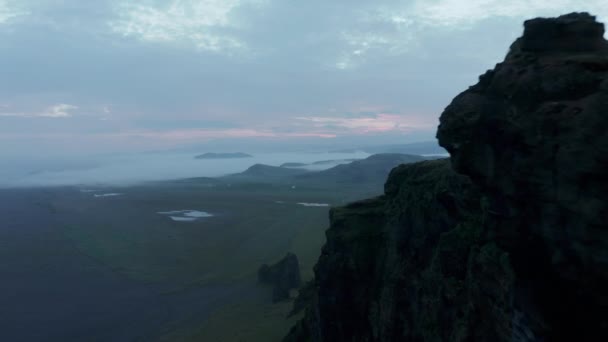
<box><xmin>1</xmin><ymin>0</ymin><xmax>606</xmax><ymax>155</ymax></box>
<box><xmin>0</xmin><ymin>103</ymin><xmax>78</xmax><ymax>118</ymax></box>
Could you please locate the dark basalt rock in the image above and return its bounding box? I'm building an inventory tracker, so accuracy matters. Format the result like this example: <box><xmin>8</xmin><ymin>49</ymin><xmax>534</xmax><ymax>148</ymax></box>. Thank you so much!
<box><xmin>285</xmin><ymin>12</ymin><xmax>608</xmax><ymax>342</ymax></box>
<box><xmin>516</xmin><ymin>12</ymin><xmax>608</xmax><ymax>53</ymax></box>
<box><xmin>258</xmin><ymin>253</ymin><xmax>302</xmax><ymax>302</ymax></box>
<box><xmin>286</xmin><ymin>160</ymin><xmax>494</xmax><ymax>341</ymax></box>
<box><xmin>437</xmin><ymin>12</ymin><xmax>608</xmax><ymax>340</ymax></box>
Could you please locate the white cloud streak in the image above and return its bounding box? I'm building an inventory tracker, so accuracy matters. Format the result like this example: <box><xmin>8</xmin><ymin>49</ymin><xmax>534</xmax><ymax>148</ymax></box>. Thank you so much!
<box><xmin>334</xmin><ymin>0</ymin><xmax>608</xmax><ymax>69</ymax></box>
<box><xmin>0</xmin><ymin>104</ymin><xmax>78</xmax><ymax>118</ymax></box>
<box><xmin>40</xmin><ymin>103</ymin><xmax>78</xmax><ymax>117</ymax></box>
<box><xmin>109</xmin><ymin>0</ymin><xmax>263</xmax><ymax>52</ymax></box>
<box><xmin>0</xmin><ymin>0</ymin><xmax>28</xmax><ymax>24</ymax></box>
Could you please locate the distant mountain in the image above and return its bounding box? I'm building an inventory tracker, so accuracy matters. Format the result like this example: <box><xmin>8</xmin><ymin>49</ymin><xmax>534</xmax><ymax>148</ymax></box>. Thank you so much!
<box><xmin>280</xmin><ymin>162</ymin><xmax>308</xmax><ymax>168</ymax></box>
<box><xmin>195</xmin><ymin>152</ymin><xmax>252</xmax><ymax>159</ymax></box>
<box><xmin>298</xmin><ymin>154</ymin><xmax>426</xmax><ymax>185</ymax></box>
<box><xmin>223</xmin><ymin>154</ymin><xmax>433</xmax><ymax>188</ymax></box>
<box><xmin>311</xmin><ymin>158</ymin><xmax>360</xmax><ymax>165</ymax></box>
<box><xmin>280</xmin><ymin>159</ymin><xmax>361</xmax><ymax>168</ymax></box>
<box><xmin>225</xmin><ymin>164</ymin><xmax>309</xmax><ymax>181</ymax></box>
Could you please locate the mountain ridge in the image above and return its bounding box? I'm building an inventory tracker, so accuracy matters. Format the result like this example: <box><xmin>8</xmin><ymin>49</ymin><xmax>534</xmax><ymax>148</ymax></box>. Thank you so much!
<box><xmin>224</xmin><ymin>153</ymin><xmax>426</xmax><ymax>187</ymax></box>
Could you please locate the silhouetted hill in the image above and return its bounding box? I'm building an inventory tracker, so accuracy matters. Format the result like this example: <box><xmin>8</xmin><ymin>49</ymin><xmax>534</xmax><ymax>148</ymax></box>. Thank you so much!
<box><xmin>225</xmin><ymin>164</ymin><xmax>309</xmax><ymax>182</ymax></box>
<box><xmin>226</xmin><ymin>154</ymin><xmax>426</xmax><ymax>188</ymax></box>
<box><xmin>280</xmin><ymin>162</ymin><xmax>308</xmax><ymax>168</ymax></box>
<box><xmin>297</xmin><ymin>153</ymin><xmax>425</xmax><ymax>185</ymax></box>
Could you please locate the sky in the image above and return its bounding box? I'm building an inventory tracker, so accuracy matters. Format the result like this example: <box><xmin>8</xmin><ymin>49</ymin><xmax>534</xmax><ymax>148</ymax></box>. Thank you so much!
<box><xmin>1</xmin><ymin>0</ymin><xmax>606</xmax><ymax>156</ymax></box>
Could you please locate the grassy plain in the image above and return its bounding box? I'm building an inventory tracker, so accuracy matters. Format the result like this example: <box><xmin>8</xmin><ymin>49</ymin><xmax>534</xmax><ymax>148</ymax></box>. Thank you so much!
<box><xmin>50</xmin><ymin>180</ymin><xmax>379</xmax><ymax>340</ymax></box>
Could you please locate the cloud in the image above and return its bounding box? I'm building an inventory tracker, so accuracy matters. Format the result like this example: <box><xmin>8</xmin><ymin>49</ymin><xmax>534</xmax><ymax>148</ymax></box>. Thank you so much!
<box><xmin>295</xmin><ymin>113</ymin><xmax>435</xmax><ymax>134</ymax></box>
<box><xmin>408</xmin><ymin>0</ymin><xmax>608</xmax><ymax>28</ymax></box>
<box><xmin>109</xmin><ymin>0</ymin><xmax>263</xmax><ymax>52</ymax></box>
<box><xmin>0</xmin><ymin>103</ymin><xmax>78</xmax><ymax>118</ymax></box>
<box><xmin>0</xmin><ymin>1</ymin><xmax>27</xmax><ymax>24</ymax></box>
<box><xmin>40</xmin><ymin>103</ymin><xmax>78</xmax><ymax>117</ymax></box>
<box><xmin>331</xmin><ymin>0</ymin><xmax>608</xmax><ymax>69</ymax></box>
<box><xmin>3</xmin><ymin>0</ymin><xmax>608</xmax><ymax>157</ymax></box>
<box><xmin>335</xmin><ymin>31</ymin><xmax>404</xmax><ymax>70</ymax></box>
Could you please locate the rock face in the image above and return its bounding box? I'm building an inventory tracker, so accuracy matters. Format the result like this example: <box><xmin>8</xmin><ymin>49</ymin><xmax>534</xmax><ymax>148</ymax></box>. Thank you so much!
<box><xmin>285</xmin><ymin>13</ymin><xmax>608</xmax><ymax>342</ymax></box>
<box><xmin>285</xmin><ymin>160</ymin><xmax>500</xmax><ymax>341</ymax></box>
<box><xmin>258</xmin><ymin>253</ymin><xmax>302</xmax><ymax>302</ymax></box>
<box><xmin>437</xmin><ymin>12</ymin><xmax>608</xmax><ymax>341</ymax></box>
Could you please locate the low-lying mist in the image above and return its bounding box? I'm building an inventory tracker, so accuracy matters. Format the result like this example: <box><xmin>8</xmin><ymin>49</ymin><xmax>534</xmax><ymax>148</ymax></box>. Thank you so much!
<box><xmin>0</xmin><ymin>151</ymin><xmax>371</xmax><ymax>188</ymax></box>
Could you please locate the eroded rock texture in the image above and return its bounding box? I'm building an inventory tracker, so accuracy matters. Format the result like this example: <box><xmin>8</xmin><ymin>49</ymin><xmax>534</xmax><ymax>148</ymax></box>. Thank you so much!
<box><xmin>438</xmin><ymin>12</ymin><xmax>608</xmax><ymax>341</ymax></box>
<box><xmin>286</xmin><ymin>160</ymin><xmax>513</xmax><ymax>341</ymax></box>
<box><xmin>285</xmin><ymin>13</ymin><xmax>608</xmax><ymax>342</ymax></box>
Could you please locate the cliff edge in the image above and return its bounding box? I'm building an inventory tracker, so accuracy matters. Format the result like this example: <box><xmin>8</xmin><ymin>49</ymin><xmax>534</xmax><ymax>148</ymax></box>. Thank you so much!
<box><xmin>285</xmin><ymin>13</ymin><xmax>608</xmax><ymax>342</ymax></box>
<box><xmin>437</xmin><ymin>12</ymin><xmax>608</xmax><ymax>341</ymax></box>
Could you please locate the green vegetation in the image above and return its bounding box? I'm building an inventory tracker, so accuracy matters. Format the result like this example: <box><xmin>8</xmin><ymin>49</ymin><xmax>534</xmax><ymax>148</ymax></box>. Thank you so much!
<box><xmin>58</xmin><ymin>185</ymin><xmax>335</xmax><ymax>284</ymax></box>
<box><xmin>159</xmin><ymin>296</ymin><xmax>300</xmax><ymax>342</ymax></box>
<box><xmin>52</xmin><ymin>181</ymin><xmax>378</xmax><ymax>340</ymax></box>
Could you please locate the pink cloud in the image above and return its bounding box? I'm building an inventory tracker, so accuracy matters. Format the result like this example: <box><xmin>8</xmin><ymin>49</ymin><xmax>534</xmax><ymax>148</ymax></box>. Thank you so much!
<box><xmin>295</xmin><ymin>112</ymin><xmax>436</xmax><ymax>134</ymax></box>
<box><xmin>0</xmin><ymin>108</ymin><xmax>436</xmax><ymax>154</ymax></box>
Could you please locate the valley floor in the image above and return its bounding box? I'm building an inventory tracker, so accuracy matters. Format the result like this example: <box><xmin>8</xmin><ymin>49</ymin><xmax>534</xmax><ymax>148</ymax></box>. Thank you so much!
<box><xmin>0</xmin><ymin>181</ymin><xmax>378</xmax><ymax>341</ymax></box>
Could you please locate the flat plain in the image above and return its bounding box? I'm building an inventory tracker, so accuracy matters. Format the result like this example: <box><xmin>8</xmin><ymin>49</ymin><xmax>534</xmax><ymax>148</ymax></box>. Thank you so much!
<box><xmin>0</xmin><ymin>180</ymin><xmax>380</xmax><ymax>341</ymax></box>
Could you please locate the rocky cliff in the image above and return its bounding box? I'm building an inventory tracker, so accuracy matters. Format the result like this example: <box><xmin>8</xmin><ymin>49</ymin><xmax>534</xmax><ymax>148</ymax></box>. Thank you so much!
<box><xmin>285</xmin><ymin>13</ymin><xmax>608</xmax><ymax>342</ymax></box>
<box><xmin>259</xmin><ymin>253</ymin><xmax>302</xmax><ymax>302</ymax></box>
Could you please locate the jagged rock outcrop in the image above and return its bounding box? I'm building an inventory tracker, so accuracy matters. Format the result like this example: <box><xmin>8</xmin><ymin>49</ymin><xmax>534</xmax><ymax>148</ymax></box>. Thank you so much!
<box><xmin>285</xmin><ymin>13</ymin><xmax>608</xmax><ymax>342</ymax></box>
<box><xmin>285</xmin><ymin>159</ymin><xmax>507</xmax><ymax>341</ymax></box>
<box><xmin>259</xmin><ymin>253</ymin><xmax>302</xmax><ymax>302</ymax></box>
<box><xmin>437</xmin><ymin>12</ymin><xmax>608</xmax><ymax>341</ymax></box>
